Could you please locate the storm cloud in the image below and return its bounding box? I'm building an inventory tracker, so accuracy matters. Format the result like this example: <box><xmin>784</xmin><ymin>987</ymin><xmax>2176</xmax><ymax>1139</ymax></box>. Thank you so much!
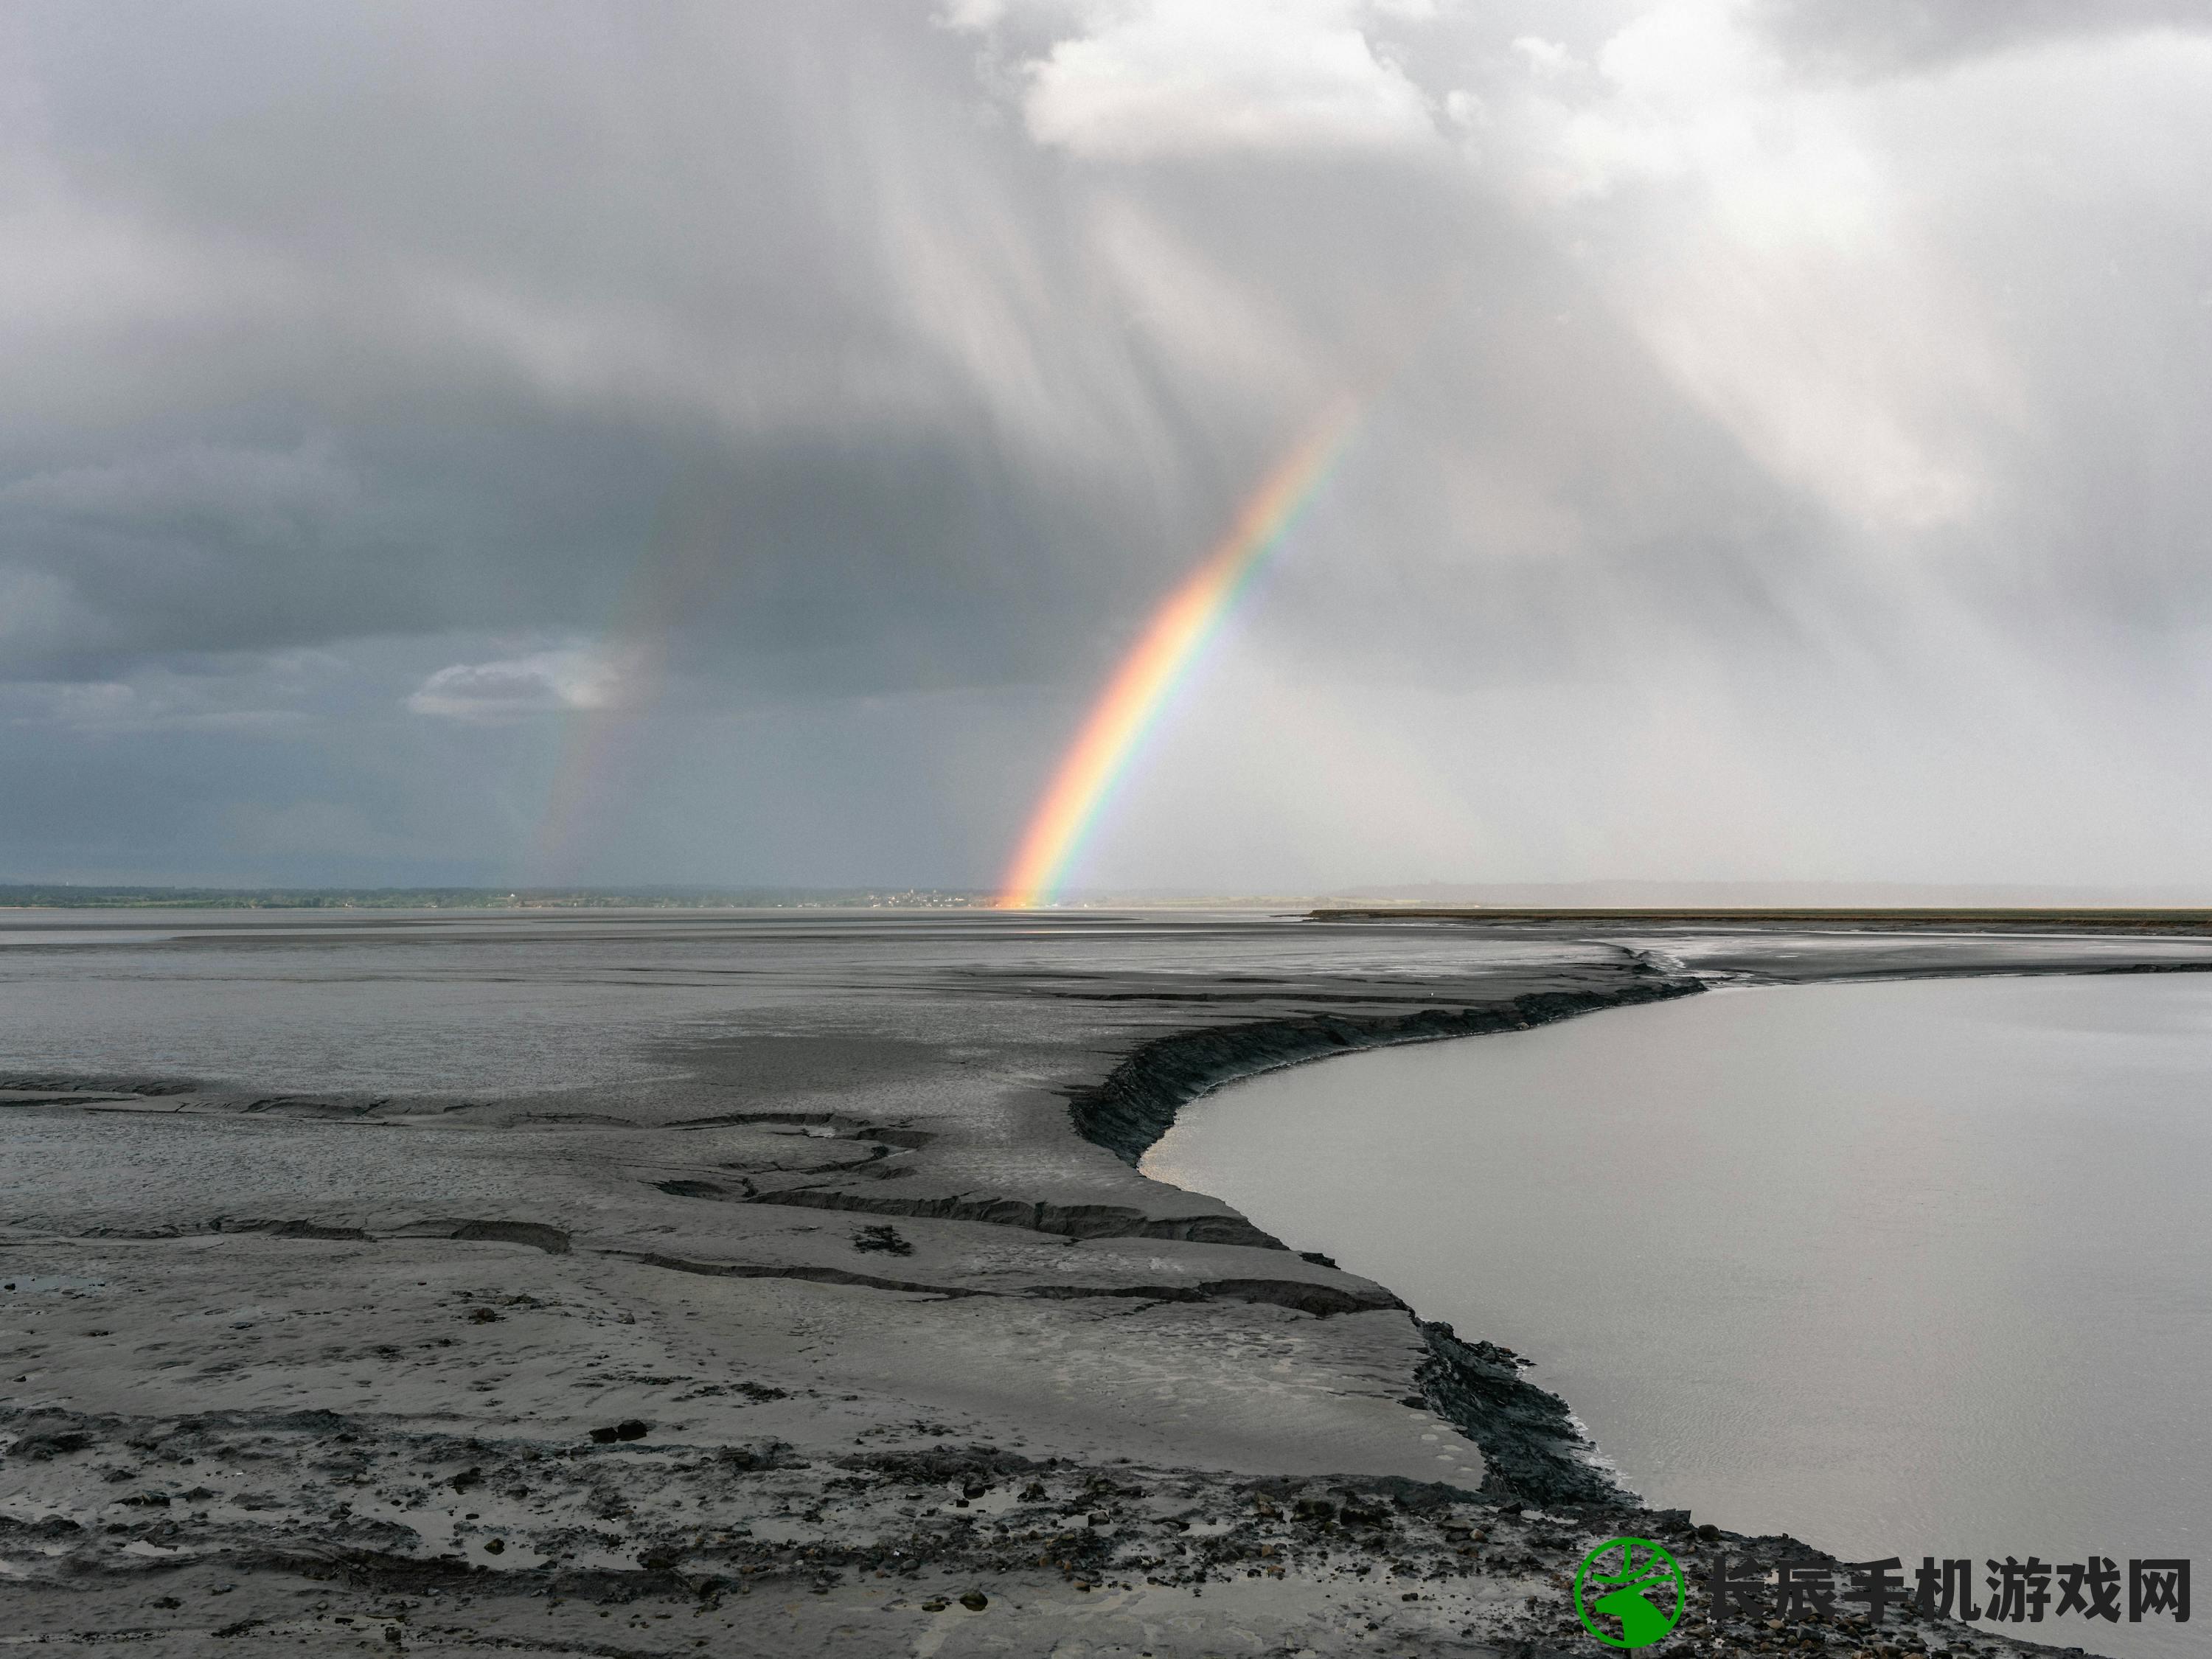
<box><xmin>4</xmin><ymin>1</ymin><xmax>2211</xmax><ymax>891</ymax></box>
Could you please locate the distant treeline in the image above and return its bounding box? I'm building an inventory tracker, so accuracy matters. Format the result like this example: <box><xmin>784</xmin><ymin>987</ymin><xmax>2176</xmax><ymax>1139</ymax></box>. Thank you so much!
<box><xmin>0</xmin><ymin>884</ymin><xmax>989</xmax><ymax>910</ymax></box>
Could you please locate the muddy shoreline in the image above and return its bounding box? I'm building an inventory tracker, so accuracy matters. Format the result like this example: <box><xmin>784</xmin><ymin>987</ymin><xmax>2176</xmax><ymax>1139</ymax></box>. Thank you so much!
<box><xmin>4</xmin><ymin>908</ymin><xmax>2201</xmax><ymax>1655</ymax></box>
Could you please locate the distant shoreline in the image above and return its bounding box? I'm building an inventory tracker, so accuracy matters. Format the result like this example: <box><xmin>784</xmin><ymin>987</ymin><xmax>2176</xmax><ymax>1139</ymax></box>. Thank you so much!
<box><xmin>1314</xmin><ymin>905</ymin><xmax>2212</xmax><ymax>933</ymax></box>
<box><xmin>0</xmin><ymin>883</ymin><xmax>992</xmax><ymax>911</ymax></box>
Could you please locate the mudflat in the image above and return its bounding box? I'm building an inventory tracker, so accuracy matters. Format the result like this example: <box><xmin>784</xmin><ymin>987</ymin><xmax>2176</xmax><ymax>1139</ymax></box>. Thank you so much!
<box><xmin>4</xmin><ymin>908</ymin><xmax>2203</xmax><ymax>1655</ymax></box>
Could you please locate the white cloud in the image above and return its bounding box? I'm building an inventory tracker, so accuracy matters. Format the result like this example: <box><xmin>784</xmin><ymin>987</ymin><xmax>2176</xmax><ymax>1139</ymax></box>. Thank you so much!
<box><xmin>1511</xmin><ymin>36</ymin><xmax>1578</xmax><ymax>77</ymax></box>
<box><xmin>406</xmin><ymin>646</ymin><xmax>621</xmax><ymax>723</ymax></box>
<box><xmin>936</xmin><ymin>0</ymin><xmax>1010</xmax><ymax>29</ymax></box>
<box><xmin>1498</xmin><ymin>0</ymin><xmax>2014</xmax><ymax>532</ymax></box>
<box><xmin>958</xmin><ymin>1</ymin><xmax>1441</xmax><ymax>160</ymax></box>
<box><xmin>1083</xmin><ymin>194</ymin><xmax>1321</xmax><ymax>404</ymax></box>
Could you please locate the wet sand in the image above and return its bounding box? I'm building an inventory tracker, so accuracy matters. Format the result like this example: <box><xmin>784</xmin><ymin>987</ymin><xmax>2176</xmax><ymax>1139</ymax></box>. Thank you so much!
<box><xmin>4</xmin><ymin>908</ymin><xmax>2204</xmax><ymax>1655</ymax></box>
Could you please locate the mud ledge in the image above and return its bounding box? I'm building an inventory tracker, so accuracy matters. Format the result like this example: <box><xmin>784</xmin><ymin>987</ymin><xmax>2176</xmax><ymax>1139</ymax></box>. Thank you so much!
<box><xmin>1414</xmin><ymin>1321</ymin><xmax>1629</xmax><ymax>1506</ymax></box>
<box><xmin>740</xmin><ymin>1186</ymin><xmax>1287</xmax><ymax>1249</ymax></box>
<box><xmin>1067</xmin><ymin>978</ymin><xmax>1703</xmax><ymax>1167</ymax></box>
<box><xmin>1064</xmin><ymin>976</ymin><xmax>1700</xmax><ymax>1507</ymax></box>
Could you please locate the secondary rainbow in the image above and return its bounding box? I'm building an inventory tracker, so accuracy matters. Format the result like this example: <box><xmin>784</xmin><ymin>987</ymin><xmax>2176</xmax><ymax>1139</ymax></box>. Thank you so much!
<box><xmin>995</xmin><ymin>400</ymin><xmax>1363</xmax><ymax>908</ymax></box>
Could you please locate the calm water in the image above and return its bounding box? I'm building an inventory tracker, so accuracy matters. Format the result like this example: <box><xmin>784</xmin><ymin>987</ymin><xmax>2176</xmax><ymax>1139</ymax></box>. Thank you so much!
<box><xmin>1147</xmin><ymin>975</ymin><xmax>2212</xmax><ymax>1659</ymax></box>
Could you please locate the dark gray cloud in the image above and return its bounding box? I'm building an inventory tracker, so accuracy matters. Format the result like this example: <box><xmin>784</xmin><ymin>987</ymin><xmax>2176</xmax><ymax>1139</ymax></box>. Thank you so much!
<box><xmin>3</xmin><ymin>4</ymin><xmax>1124</xmax><ymax>681</ymax></box>
<box><xmin>4</xmin><ymin>1</ymin><xmax>2211</xmax><ymax>889</ymax></box>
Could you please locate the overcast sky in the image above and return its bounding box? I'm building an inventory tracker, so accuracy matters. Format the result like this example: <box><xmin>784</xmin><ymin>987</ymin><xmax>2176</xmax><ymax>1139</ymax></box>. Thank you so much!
<box><xmin>4</xmin><ymin>1</ymin><xmax>2211</xmax><ymax>892</ymax></box>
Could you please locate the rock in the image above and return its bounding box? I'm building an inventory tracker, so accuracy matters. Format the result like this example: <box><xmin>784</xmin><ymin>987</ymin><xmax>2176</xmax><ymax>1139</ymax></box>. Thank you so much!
<box><xmin>959</xmin><ymin>1590</ymin><xmax>988</xmax><ymax>1611</ymax></box>
<box><xmin>588</xmin><ymin>1419</ymin><xmax>651</xmax><ymax>1444</ymax></box>
<box><xmin>717</xmin><ymin>1439</ymin><xmax>801</xmax><ymax>1471</ymax></box>
<box><xmin>919</xmin><ymin>1598</ymin><xmax>948</xmax><ymax>1612</ymax></box>
<box><xmin>655</xmin><ymin>1179</ymin><xmax>726</xmax><ymax>1197</ymax></box>
<box><xmin>852</xmin><ymin>1224</ymin><xmax>914</xmax><ymax>1256</ymax></box>
<box><xmin>8</xmin><ymin>1429</ymin><xmax>91</xmax><ymax>1460</ymax></box>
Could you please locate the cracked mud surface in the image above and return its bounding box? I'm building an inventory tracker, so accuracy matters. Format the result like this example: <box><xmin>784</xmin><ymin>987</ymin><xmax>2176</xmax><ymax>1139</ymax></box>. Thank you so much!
<box><xmin>6</xmin><ymin>908</ymin><xmax>2204</xmax><ymax>1655</ymax></box>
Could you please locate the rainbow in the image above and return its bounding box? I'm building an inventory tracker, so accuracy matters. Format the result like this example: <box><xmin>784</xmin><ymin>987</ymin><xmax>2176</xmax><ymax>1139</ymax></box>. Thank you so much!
<box><xmin>995</xmin><ymin>400</ymin><xmax>1363</xmax><ymax>908</ymax></box>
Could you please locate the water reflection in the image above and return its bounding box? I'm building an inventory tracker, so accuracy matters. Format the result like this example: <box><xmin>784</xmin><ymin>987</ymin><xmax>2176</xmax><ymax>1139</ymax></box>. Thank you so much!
<box><xmin>1147</xmin><ymin>975</ymin><xmax>2212</xmax><ymax>1659</ymax></box>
